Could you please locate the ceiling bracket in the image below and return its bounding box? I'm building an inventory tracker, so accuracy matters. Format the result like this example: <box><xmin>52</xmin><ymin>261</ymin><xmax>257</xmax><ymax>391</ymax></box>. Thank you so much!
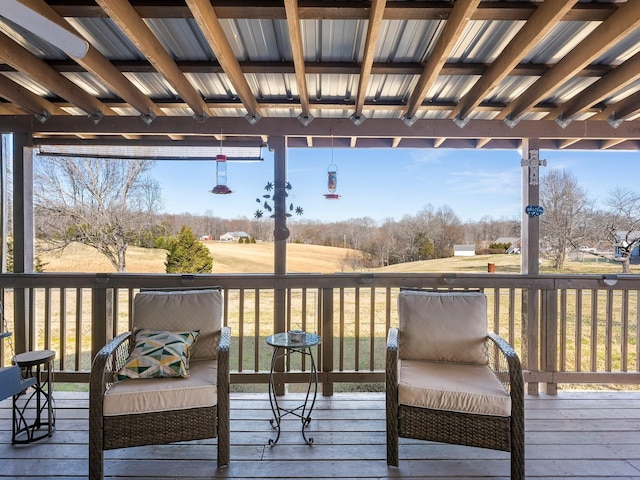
<box><xmin>88</xmin><ymin>111</ymin><xmax>104</xmax><ymax>125</ymax></box>
<box><xmin>401</xmin><ymin>114</ymin><xmax>417</xmax><ymax>127</ymax></box>
<box><xmin>504</xmin><ymin>115</ymin><xmax>521</xmax><ymax>128</ymax></box>
<box><xmin>245</xmin><ymin>113</ymin><xmax>261</xmax><ymax>125</ymax></box>
<box><xmin>34</xmin><ymin>110</ymin><xmax>51</xmax><ymax>124</ymax></box>
<box><xmin>298</xmin><ymin>112</ymin><xmax>314</xmax><ymax>126</ymax></box>
<box><xmin>350</xmin><ymin>113</ymin><xmax>366</xmax><ymax>126</ymax></box>
<box><xmin>193</xmin><ymin>112</ymin><xmax>209</xmax><ymax>124</ymax></box>
<box><xmin>555</xmin><ymin>116</ymin><xmax>572</xmax><ymax>129</ymax></box>
<box><xmin>452</xmin><ymin>115</ymin><xmax>469</xmax><ymax>128</ymax></box>
<box><xmin>607</xmin><ymin>114</ymin><xmax>623</xmax><ymax>129</ymax></box>
<box><xmin>140</xmin><ymin>110</ymin><xmax>157</xmax><ymax>126</ymax></box>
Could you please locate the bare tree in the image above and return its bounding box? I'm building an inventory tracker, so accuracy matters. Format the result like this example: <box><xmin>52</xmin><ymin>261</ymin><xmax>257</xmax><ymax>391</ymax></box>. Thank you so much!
<box><xmin>34</xmin><ymin>156</ymin><xmax>162</xmax><ymax>272</ymax></box>
<box><xmin>602</xmin><ymin>187</ymin><xmax>640</xmax><ymax>273</ymax></box>
<box><xmin>540</xmin><ymin>169</ymin><xmax>590</xmax><ymax>270</ymax></box>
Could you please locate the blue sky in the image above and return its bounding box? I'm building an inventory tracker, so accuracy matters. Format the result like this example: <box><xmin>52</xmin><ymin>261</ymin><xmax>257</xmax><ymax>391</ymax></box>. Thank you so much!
<box><xmin>153</xmin><ymin>148</ymin><xmax>640</xmax><ymax>224</ymax></box>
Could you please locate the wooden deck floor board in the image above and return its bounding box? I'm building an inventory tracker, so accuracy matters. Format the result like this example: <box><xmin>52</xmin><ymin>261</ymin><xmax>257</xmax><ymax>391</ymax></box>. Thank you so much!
<box><xmin>2</xmin><ymin>391</ymin><xmax>640</xmax><ymax>479</ymax></box>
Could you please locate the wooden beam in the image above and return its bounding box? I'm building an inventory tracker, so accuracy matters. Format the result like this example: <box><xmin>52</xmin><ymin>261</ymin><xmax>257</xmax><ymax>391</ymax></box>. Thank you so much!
<box><xmin>96</xmin><ymin>0</ymin><xmax>211</xmax><ymax>119</ymax></box>
<box><xmin>8</xmin><ymin>116</ymin><xmax>640</xmax><ymax>142</ymax></box>
<box><xmin>50</xmin><ymin>1</ymin><xmax>619</xmax><ymax>22</ymax></box>
<box><xmin>0</xmin><ymin>33</ymin><xmax>113</xmax><ymax>119</ymax></box>
<box><xmin>187</xmin><ymin>0</ymin><xmax>261</xmax><ymax>119</ymax></box>
<box><xmin>452</xmin><ymin>0</ymin><xmax>577</xmax><ymax>122</ymax></box>
<box><xmin>26</xmin><ymin>0</ymin><xmax>163</xmax><ymax>120</ymax></box>
<box><xmin>500</xmin><ymin>1</ymin><xmax>640</xmax><ymax>122</ymax></box>
<box><xmin>0</xmin><ymin>74</ymin><xmax>66</xmax><ymax>119</ymax></box>
<box><xmin>549</xmin><ymin>49</ymin><xmax>640</xmax><ymax>122</ymax></box>
<box><xmin>591</xmin><ymin>88</ymin><xmax>640</xmax><ymax>123</ymax></box>
<box><xmin>283</xmin><ymin>0</ymin><xmax>310</xmax><ymax>120</ymax></box>
<box><xmin>353</xmin><ymin>0</ymin><xmax>387</xmax><ymax>119</ymax></box>
<box><xmin>403</xmin><ymin>0</ymin><xmax>480</xmax><ymax>121</ymax></box>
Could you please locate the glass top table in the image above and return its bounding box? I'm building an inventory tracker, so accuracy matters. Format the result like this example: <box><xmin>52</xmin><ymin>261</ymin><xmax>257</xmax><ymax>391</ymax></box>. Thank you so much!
<box><xmin>265</xmin><ymin>331</ymin><xmax>321</xmax><ymax>446</ymax></box>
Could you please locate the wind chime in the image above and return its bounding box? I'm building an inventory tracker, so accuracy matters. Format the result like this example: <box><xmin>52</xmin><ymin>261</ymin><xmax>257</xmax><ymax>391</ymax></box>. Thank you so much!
<box><xmin>210</xmin><ymin>134</ymin><xmax>232</xmax><ymax>194</ymax></box>
<box><xmin>324</xmin><ymin>134</ymin><xmax>341</xmax><ymax>200</ymax></box>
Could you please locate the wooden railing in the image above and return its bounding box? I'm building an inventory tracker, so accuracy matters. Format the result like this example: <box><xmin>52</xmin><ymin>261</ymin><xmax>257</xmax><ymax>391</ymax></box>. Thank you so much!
<box><xmin>2</xmin><ymin>272</ymin><xmax>640</xmax><ymax>394</ymax></box>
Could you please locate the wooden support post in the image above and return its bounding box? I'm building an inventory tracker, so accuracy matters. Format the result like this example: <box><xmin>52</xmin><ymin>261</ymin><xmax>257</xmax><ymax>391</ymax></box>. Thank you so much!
<box><xmin>271</xmin><ymin>135</ymin><xmax>287</xmax><ymax>396</ymax></box>
<box><xmin>521</xmin><ymin>139</ymin><xmax>544</xmax><ymax>395</ymax></box>
<box><xmin>12</xmin><ymin>134</ymin><xmax>34</xmax><ymax>355</ymax></box>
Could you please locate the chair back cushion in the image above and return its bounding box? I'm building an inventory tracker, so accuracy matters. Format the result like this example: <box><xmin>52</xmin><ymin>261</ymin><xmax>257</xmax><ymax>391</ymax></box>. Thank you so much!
<box><xmin>133</xmin><ymin>289</ymin><xmax>222</xmax><ymax>361</ymax></box>
<box><xmin>398</xmin><ymin>290</ymin><xmax>488</xmax><ymax>365</ymax></box>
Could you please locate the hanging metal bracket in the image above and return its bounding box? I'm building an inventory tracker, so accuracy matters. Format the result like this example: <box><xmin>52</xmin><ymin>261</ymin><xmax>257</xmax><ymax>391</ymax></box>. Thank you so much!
<box><xmin>521</xmin><ymin>149</ymin><xmax>547</xmax><ymax>185</ymax></box>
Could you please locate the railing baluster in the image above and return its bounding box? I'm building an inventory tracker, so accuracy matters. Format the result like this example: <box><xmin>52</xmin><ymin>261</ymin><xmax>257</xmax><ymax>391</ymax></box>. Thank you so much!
<box><xmin>238</xmin><ymin>288</ymin><xmax>244</xmax><ymax>372</ymax></box>
<box><xmin>369</xmin><ymin>288</ymin><xmax>375</xmax><ymax>370</ymax></box>
<box><xmin>339</xmin><ymin>288</ymin><xmax>345</xmax><ymax>372</ymax></box>
<box><xmin>576</xmin><ymin>289</ymin><xmax>582</xmax><ymax>372</ymax></box>
<box><xmin>354</xmin><ymin>287</ymin><xmax>360</xmax><ymax>372</ymax></box>
<box><xmin>591</xmin><ymin>289</ymin><xmax>598</xmax><ymax>372</ymax></box>
<box><xmin>606</xmin><ymin>289</ymin><xmax>613</xmax><ymax>372</ymax></box>
<box><xmin>622</xmin><ymin>290</ymin><xmax>629</xmax><ymax>372</ymax></box>
<box><xmin>560</xmin><ymin>289</ymin><xmax>567</xmax><ymax>371</ymax></box>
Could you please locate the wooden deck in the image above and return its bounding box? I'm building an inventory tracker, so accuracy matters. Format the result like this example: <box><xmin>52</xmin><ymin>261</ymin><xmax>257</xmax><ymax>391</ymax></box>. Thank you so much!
<box><xmin>2</xmin><ymin>390</ymin><xmax>640</xmax><ymax>479</ymax></box>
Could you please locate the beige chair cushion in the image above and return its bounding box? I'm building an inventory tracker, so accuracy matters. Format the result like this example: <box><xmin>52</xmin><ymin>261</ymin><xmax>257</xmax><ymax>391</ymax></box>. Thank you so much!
<box><xmin>398</xmin><ymin>290</ymin><xmax>488</xmax><ymax>365</ymax></box>
<box><xmin>398</xmin><ymin>359</ymin><xmax>511</xmax><ymax>417</ymax></box>
<box><xmin>133</xmin><ymin>289</ymin><xmax>222</xmax><ymax>361</ymax></box>
<box><xmin>104</xmin><ymin>360</ymin><xmax>217</xmax><ymax>416</ymax></box>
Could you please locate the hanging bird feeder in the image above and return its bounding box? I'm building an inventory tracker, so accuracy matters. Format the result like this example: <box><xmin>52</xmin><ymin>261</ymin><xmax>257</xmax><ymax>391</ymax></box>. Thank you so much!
<box><xmin>324</xmin><ymin>134</ymin><xmax>341</xmax><ymax>199</ymax></box>
<box><xmin>210</xmin><ymin>154</ymin><xmax>232</xmax><ymax>194</ymax></box>
<box><xmin>324</xmin><ymin>163</ymin><xmax>340</xmax><ymax>199</ymax></box>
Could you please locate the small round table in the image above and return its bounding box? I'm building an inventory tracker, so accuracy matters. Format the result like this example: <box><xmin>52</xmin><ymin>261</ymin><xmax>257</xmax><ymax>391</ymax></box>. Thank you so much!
<box><xmin>12</xmin><ymin>349</ymin><xmax>56</xmax><ymax>444</ymax></box>
<box><xmin>266</xmin><ymin>332</ymin><xmax>321</xmax><ymax>446</ymax></box>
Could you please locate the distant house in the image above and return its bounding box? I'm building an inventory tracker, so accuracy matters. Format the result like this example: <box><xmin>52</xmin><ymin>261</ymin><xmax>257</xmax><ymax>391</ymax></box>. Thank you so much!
<box><xmin>219</xmin><ymin>231</ymin><xmax>249</xmax><ymax>242</ymax></box>
<box><xmin>200</xmin><ymin>235</ymin><xmax>212</xmax><ymax>241</ymax></box>
<box><xmin>453</xmin><ymin>244</ymin><xmax>475</xmax><ymax>257</ymax></box>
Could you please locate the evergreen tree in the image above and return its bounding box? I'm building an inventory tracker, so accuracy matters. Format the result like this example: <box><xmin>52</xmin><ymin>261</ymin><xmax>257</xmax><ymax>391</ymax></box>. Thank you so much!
<box><xmin>165</xmin><ymin>226</ymin><xmax>213</xmax><ymax>273</ymax></box>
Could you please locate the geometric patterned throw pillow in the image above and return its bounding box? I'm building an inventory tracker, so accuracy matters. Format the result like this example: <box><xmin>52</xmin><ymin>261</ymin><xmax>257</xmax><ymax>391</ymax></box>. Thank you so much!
<box><xmin>115</xmin><ymin>329</ymin><xmax>200</xmax><ymax>381</ymax></box>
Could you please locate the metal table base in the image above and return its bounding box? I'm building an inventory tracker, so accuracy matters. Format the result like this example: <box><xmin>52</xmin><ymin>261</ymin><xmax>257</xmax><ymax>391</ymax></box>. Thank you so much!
<box><xmin>266</xmin><ymin>332</ymin><xmax>320</xmax><ymax>446</ymax></box>
<box><xmin>12</xmin><ymin>350</ymin><xmax>56</xmax><ymax>444</ymax></box>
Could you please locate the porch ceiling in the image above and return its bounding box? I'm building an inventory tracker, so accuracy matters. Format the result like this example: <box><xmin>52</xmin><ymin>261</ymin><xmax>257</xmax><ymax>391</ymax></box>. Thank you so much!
<box><xmin>1</xmin><ymin>1</ymin><xmax>640</xmax><ymax>150</ymax></box>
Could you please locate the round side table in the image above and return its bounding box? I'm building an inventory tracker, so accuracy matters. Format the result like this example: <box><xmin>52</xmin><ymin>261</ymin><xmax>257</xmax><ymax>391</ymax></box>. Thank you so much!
<box><xmin>12</xmin><ymin>349</ymin><xmax>56</xmax><ymax>444</ymax></box>
<box><xmin>266</xmin><ymin>332</ymin><xmax>321</xmax><ymax>446</ymax></box>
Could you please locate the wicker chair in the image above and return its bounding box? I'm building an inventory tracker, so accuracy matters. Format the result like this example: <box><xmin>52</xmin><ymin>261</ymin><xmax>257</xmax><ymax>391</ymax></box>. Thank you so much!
<box><xmin>386</xmin><ymin>290</ymin><xmax>524</xmax><ymax>480</ymax></box>
<box><xmin>89</xmin><ymin>289</ymin><xmax>230</xmax><ymax>480</ymax></box>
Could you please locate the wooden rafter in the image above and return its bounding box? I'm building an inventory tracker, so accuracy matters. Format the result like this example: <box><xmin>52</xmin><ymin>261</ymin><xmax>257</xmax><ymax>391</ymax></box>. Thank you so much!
<box><xmin>283</xmin><ymin>0</ymin><xmax>310</xmax><ymax>121</ymax></box>
<box><xmin>548</xmin><ymin>49</ymin><xmax>640</xmax><ymax>123</ymax></box>
<box><xmin>186</xmin><ymin>0</ymin><xmax>261</xmax><ymax>120</ymax></box>
<box><xmin>403</xmin><ymin>0</ymin><xmax>480</xmax><ymax>121</ymax></box>
<box><xmin>0</xmin><ymin>32</ymin><xmax>113</xmax><ymax>119</ymax></box>
<box><xmin>499</xmin><ymin>1</ymin><xmax>640</xmax><ymax>123</ymax></box>
<box><xmin>96</xmin><ymin>0</ymin><xmax>211</xmax><ymax>119</ymax></box>
<box><xmin>353</xmin><ymin>0</ymin><xmax>387</xmax><ymax>120</ymax></box>
<box><xmin>0</xmin><ymin>74</ymin><xmax>66</xmax><ymax>120</ymax></box>
<box><xmin>451</xmin><ymin>0</ymin><xmax>577</xmax><ymax>123</ymax></box>
<box><xmin>26</xmin><ymin>0</ymin><xmax>163</xmax><ymax>122</ymax></box>
<box><xmin>591</xmin><ymin>88</ymin><xmax>640</xmax><ymax>124</ymax></box>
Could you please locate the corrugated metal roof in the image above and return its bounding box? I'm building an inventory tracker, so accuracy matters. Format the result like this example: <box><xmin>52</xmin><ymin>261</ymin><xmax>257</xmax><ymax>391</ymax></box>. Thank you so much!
<box><xmin>0</xmin><ymin>1</ymin><xmax>637</xmax><ymax>150</ymax></box>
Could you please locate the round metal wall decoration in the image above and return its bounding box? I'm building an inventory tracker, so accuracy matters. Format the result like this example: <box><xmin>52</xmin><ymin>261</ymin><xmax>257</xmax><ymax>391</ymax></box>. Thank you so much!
<box><xmin>525</xmin><ymin>205</ymin><xmax>544</xmax><ymax>217</ymax></box>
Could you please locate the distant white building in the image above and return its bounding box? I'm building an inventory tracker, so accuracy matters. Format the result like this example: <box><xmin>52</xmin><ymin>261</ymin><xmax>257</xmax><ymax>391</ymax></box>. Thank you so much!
<box><xmin>219</xmin><ymin>231</ymin><xmax>249</xmax><ymax>242</ymax></box>
<box><xmin>453</xmin><ymin>244</ymin><xmax>475</xmax><ymax>257</ymax></box>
